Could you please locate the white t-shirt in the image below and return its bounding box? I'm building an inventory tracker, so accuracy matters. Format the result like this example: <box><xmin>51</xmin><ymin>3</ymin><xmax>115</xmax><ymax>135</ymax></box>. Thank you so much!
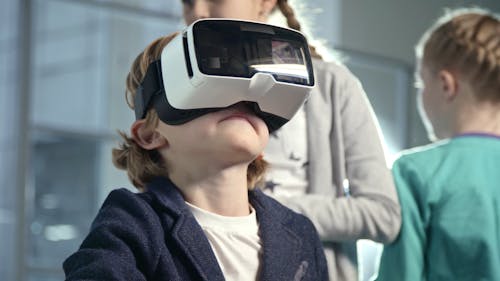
<box><xmin>186</xmin><ymin>202</ymin><xmax>262</xmax><ymax>281</ymax></box>
<box><xmin>263</xmin><ymin>105</ymin><xmax>309</xmax><ymax>196</ymax></box>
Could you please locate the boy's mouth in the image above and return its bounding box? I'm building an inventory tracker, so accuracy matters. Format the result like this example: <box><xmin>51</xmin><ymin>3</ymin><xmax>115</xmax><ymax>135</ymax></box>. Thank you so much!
<box><xmin>219</xmin><ymin>102</ymin><xmax>259</xmax><ymax>127</ymax></box>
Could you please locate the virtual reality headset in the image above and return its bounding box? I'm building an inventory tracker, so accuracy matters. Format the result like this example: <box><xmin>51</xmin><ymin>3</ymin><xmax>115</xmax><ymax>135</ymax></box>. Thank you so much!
<box><xmin>134</xmin><ymin>19</ymin><xmax>315</xmax><ymax>132</ymax></box>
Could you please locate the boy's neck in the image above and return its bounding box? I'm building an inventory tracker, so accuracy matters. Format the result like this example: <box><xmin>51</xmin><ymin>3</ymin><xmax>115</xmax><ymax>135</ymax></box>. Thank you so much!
<box><xmin>170</xmin><ymin>164</ymin><xmax>251</xmax><ymax>217</ymax></box>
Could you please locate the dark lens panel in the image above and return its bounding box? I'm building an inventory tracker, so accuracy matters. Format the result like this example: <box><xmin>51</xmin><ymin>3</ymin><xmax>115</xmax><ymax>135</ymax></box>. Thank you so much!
<box><xmin>194</xmin><ymin>21</ymin><xmax>248</xmax><ymax>77</ymax></box>
<box><xmin>192</xmin><ymin>20</ymin><xmax>313</xmax><ymax>86</ymax></box>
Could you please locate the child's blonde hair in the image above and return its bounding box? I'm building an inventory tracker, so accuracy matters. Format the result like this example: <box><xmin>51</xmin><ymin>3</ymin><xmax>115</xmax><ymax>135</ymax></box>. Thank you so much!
<box><xmin>112</xmin><ymin>33</ymin><xmax>268</xmax><ymax>190</ymax></box>
<box><xmin>416</xmin><ymin>7</ymin><xmax>500</xmax><ymax>101</ymax></box>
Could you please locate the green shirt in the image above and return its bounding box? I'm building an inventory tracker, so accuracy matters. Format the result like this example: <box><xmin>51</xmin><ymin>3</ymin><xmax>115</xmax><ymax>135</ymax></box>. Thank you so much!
<box><xmin>377</xmin><ymin>135</ymin><xmax>500</xmax><ymax>281</ymax></box>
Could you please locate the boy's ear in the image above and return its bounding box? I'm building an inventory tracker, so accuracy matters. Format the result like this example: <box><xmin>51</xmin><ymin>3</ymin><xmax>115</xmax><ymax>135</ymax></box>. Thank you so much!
<box><xmin>131</xmin><ymin>120</ymin><xmax>168</xmax><ymax>150</ymax></box>
<box><xmin>439</xmin><ymin>70</ymin><xmax>458</xmax><ymax>101</ymax></box>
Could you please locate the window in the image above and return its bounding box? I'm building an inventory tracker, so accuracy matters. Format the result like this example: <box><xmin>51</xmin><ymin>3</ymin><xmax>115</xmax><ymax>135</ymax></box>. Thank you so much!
<box><xmin>1</xmin><ymin>0</ymin><xmax>183</xmax><ymax>279</ymax></box>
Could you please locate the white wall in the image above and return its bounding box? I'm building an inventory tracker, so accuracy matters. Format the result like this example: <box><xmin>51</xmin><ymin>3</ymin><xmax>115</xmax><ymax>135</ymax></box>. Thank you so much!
<box><xmin>340</xmin><ymin>0</ymin><xmax>500</xmax><ymax>65</ymax></box>
<box><xmin>300</xmin><ymin>0</ymin><xmax>500</xmax><ymax>147</ymax></box>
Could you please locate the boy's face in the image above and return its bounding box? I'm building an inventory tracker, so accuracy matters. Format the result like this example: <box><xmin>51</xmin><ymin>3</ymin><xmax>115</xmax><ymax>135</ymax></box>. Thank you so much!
<box><xmin>156</xmin><ymin>102</ymin><xmax>269</xmax><ymax>168</ymax></box>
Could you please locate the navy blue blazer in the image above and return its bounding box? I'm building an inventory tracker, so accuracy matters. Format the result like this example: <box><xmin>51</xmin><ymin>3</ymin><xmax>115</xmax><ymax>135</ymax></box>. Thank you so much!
<box><xmin>63</xmin><ymin>177</ymin><xmax>328</xmax><ymax>281</ymax></box>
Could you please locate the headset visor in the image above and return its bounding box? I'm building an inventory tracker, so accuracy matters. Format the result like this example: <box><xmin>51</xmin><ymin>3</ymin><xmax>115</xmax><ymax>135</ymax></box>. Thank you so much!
<box><xmin>192</xmin><ymin>20</ymin><xmax>314</xmax><ymax>86</ymax></box>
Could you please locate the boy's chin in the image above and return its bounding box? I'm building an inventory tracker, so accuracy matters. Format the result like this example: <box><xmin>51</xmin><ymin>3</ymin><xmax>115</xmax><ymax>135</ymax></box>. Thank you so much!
<box><xmin>218</xmin><ymin>149</ymin><xmax>262</xmax><ymax>165</ymax></box>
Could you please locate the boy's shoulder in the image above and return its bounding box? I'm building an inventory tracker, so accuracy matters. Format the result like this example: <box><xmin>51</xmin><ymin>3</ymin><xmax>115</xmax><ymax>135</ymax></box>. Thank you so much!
<box><xmin>93</xmin><ymin>188</ymin><xmax>160</xmax><ymax>228</ymax></box>
<box><xmin>99</xmin><ymin>188</ymin><xmax>153</xmax><ymax>212</ymax></box>
<box><xmin>94</xmin><ymin>177</ymin><xmax>191</xmax><ymax>229</ymax></box>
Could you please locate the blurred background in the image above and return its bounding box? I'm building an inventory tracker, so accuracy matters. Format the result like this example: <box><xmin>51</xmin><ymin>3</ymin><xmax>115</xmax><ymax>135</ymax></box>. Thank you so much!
<box><xmin>1</xmin><ymin>0</ymin><xmax>498</xmax><ymax>280</ymax></box>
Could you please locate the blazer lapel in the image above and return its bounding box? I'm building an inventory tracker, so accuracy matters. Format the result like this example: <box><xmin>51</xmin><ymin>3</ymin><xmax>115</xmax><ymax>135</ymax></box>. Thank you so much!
<box><xmin>147</xmin><ymin>177</ymin><xmax>225</xmax><ymax>281</ymax></box>
<box><xmin>251</xmin><ymin>191</ymin><xmax>304</xmax><ymax>280</ymax></box>
<box><xmin>170</xmin><ymin>215</ymin><xmax>225</xmax><ymax>281</ymax></box>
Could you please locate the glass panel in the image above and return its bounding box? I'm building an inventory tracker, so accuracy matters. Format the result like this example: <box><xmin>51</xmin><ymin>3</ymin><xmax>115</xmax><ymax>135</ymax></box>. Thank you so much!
<box><xmin>0</xmin><ymin>0</ymin><xmax>22</xmax><ymax>280</ymax></box>
<box><xmin>28</xmin><ymin>272</ymin><xmax>64</xmax><ymax>281</ymax></box>
<box><xmin>97</xmin><ymin>0</ymin><xmax>183</xmax><ymax>16</ymax></box>
<box><xmin>27</xmin><ymin>0</ymin><xmax>183</xmax><ymax>277</ymax></box>
<box><xmin>31</xmin><ymin>0</ymin><xmax>183</xmax><ymax>134</ymax></box>
<box><xmin>31</xmin><ymin>0</ymin><xmax>107</xmax><ymax>132</ymax></box>
<box><xmin>27</xmin><ymin>131</ymin><xmax>100</xmax><ymax>268</ymax></box>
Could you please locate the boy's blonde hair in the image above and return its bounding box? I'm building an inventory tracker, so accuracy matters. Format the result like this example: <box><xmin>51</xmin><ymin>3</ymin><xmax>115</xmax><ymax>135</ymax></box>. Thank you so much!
<box><xmin>416</xmin><ymin>8</ymin><xmax>500</xmax><ymax>101</ymax></box>
<box><xmin>112</xmin><ymin>33</ymin><xmax>268</xmax><ymax>190</ymax></box>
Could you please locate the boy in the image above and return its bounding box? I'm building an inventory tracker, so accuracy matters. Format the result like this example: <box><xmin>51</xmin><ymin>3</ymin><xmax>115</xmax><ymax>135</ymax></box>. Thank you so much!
<box><xmin>63</xmin><ymin>20</ymin><xmax>328</xmax><ymax>281</ymax></box>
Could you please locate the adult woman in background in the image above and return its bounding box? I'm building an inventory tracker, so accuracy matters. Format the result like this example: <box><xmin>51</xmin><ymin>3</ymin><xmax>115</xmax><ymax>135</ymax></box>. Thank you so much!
<box><xmin>181</xmin><ymin>1</ymin><xmax>401</xmax><ymax>280</ymax></box>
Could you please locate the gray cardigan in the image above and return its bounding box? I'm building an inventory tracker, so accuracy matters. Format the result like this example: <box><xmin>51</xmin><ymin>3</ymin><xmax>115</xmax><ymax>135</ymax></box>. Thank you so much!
<box><xmin>275</xmin><ymin>59</ymin><xmax>401</xmax><ymax>281</ymax></box>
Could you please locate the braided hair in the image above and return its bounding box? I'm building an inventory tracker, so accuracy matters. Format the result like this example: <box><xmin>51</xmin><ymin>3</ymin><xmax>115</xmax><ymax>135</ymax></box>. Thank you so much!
<box><xmin>417</xmin><ymin>8</ymin><xmax>500</xmax><ymax>101</ymax></box>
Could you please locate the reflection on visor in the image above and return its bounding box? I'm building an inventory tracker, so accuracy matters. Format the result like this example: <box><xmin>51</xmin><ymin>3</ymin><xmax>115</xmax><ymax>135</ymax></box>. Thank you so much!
<box><xmin>193</xmin><ymin>20</ymin><xmax>314</xmax><ymax>86</ymax></box>
<box><xmin>250</xmin><ymin>64</ymin><xmax>309</xmax><ymax>84</ymax></box>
